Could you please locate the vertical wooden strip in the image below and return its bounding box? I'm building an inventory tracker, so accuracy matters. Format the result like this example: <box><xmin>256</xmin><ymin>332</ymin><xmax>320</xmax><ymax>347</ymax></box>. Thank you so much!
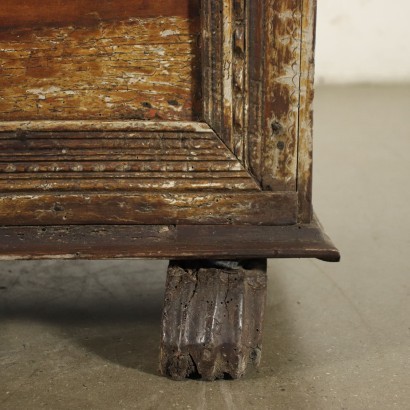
<box><xmin>261</xmin><ymin>0</ymin><xmax>302</xmax><ymax>191</ymax></box>
<box><xmin>297</xmin><ymin>0</ymin><xmax>316</xmax><ymax>223</ymax></box>
<box><xmin>222</xmin><ymin>0</ymin><xmax>234</xmax><ymax>149</ymax></box>
<box><xmin>247</xmin><ymin>1</ymin><xmax>264</xmax><ymax>181</ymax></box>
<box><xmin>232</xmin><ymin>0</ymin><xmax>246</xmax><ymax>161</ymax></box>
<box><xmin>204</xmin><ymin>0</ymin><xmax>238</xmax><ymax>151</ymax></box>
<box><xmin>201</xmin><ymin>0</ymin><xmax>212</xmax><ymax>124</ymax></box>
<box><xmin>210</xmin><ymin>0</ymin><xmax>224</xmax><ymax>137</ymax></box>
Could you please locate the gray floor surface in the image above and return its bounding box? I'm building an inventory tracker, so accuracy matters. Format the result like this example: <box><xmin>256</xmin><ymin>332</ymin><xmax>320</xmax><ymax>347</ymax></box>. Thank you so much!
<box><xmin>1</xmin><ymin>85</ymin><xmax>409</xmax><ymax>409</ymax></box>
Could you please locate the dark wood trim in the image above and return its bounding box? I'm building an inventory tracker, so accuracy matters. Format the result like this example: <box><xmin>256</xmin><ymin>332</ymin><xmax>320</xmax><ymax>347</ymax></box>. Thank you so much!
<box><xmin>0</xmin><ymin>214</ymin><xmax>340</xmax><ymax>261</ymax></box>
<box><xmin>160</xmin><ymin>259</ymin><xmax>267</xmax><ymax>380</ymax></box>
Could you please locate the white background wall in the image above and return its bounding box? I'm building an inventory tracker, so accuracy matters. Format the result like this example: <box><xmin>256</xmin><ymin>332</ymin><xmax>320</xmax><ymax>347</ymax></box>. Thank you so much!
<box><xmin>315</xmin><ymin>0</ymin><xmax>410</xmax><ymax>84</ymax></box>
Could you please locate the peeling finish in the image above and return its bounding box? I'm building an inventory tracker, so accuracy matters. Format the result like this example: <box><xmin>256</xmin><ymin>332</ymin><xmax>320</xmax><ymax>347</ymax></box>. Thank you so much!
<box><xmin>0</xmin><ymin>0</ymin><xmax>319</xmax><ymax>230</ymax></box>
<box><xmin>0</xmin><ymin>192</ymin><xmax>298</xmax><ymax>226</ymax></box>
<box><xmin>0</xmin><ymin>15</ymin><xmax>201</xmax><ymax>121</ymax></box>
<box><xmin>0</xmin><ymin>120</ymin><xmax>212</xmax><ymax>133</ymax></box>
<box><xmin>0</xmin><ymin>129</ymin><xmax>261</xmax><ymax>193</ymax></box>
<box><xmin>247</xmin><ymin>0</ymin><xmax>302</xmax><ymax>191</ymax></box>
<box><xmin>297</xmin><ymin>0</ymin><xmax>317</xmax><ymax>222</ymax></box>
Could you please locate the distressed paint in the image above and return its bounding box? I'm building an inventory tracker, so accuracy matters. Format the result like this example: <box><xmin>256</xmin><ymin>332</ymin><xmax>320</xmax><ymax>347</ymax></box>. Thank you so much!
<box><xmin>202</xmin><ymin>0</ymin><xmax>247</xmax><ymax>160</ymax></box>
<box><xmin>0</xmin><ymin>0</ymin><xmax>320</xmax><ymax>228</ymax></box>
<box><xmin>0</xmin><ymin>192</ymin><xmax>297</xmax><ymax>225</ymax></box>
<box><xmin>0</xmin><ymin>130</ymin><xmax>260</xmax><ymax>192</ymax></box>
<box><xmin>298</xmin><ymin>0</ymin><xmax>316</xmax><ymax>222</ymax></box>
<box><xmin>0</xmin><ymin>120</ymin><xmax>211</xmax><ymax>133</ymax></box>
<box><xmin>247</xmin><ymin>0</ymin><xmax>303</xmax><ymax>191</ymax></box>
<box><xmin>0</xmin><ymin>0</ymin><xmax>337</xmax><ymax>382</ymax></box>
<box><xmin>0</xmin><ymin>16</ymin><xmax>201</xmax><ymax>121</ymax></box>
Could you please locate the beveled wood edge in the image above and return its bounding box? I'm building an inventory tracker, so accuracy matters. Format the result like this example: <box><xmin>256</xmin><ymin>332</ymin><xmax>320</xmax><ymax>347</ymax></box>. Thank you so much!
<box><xmin>0</xmin><ymin>121</ymin><xmax>213</xmax><ymax>133</ymax></box>
<box><xmin>0</xmin><ymin>213</ymin><xmax>340</xmax><ymax>262</ymax></box>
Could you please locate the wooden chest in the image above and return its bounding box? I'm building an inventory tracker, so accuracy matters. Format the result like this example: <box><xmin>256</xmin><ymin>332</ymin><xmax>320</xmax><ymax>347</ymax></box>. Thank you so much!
<box><xmin>0</xmin><ymin>0</ymin><xmax>339</xmax><ymax>379</ymax></box>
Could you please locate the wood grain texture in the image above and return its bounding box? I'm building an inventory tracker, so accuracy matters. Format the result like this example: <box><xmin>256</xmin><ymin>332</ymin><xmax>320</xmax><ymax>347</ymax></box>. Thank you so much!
<box><xmin>0</xmin><ymin>129</ymin><xmax>260</xmax><ymax>193</ymax></box>
<box><xmin>0</xmin><ymin>120</ymin><xmax>211</xmax><ymax>133</ymax></box>
<box><xmin>0</xmin><ymin>0</ymin><xmax>323</xmax><ymax>231</ymax></box>
<box><xmin>203</xmin><ymin>0</ymin><xmax>224</xmax><ymax>137</ymax></box>
<box><xmin>0</xmin><ymin>0</ymin><xmax>200</xmax><ymax>28</ymax></box>
<box><xmin>297</xmin><ymin>0</ymin><xmax>316</xmax><ymax>222</ymax></box>
<box><xmin>247</xmin><ymin>0</ymin><xmax>302</xmax><ymax>192</ymax></box>
<box><xmin>160</xmin><ymin>259</ymin><xmax>267</xmax><ymax>380</ymax></box>
<box><xmin>0</xmin><ymin>192</ymin><xmax>296</xmax><ymax>226</ymax></box>
<box><xmin>0</xmin><ymin>215</ymin><xmax>340</xmax><ymax>261</ymax></box>
<box><xmin>0</xmin><ymin>14</ymin><xmax>201</xmax><ymax>121</ymax></box>
<box><xmin>202</xmin><ymin>0</ymin><xmax>246</xmax><ymax>159</ymax></box>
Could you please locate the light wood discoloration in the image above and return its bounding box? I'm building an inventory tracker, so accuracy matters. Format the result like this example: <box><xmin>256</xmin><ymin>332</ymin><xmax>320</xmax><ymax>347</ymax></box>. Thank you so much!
<box><xmin>0</xmin><ymin>130</ymin><xmax>260</xmax><ymax>192</ymax></box>
<box><xmin>0</xmin><ymin>0</ymin><xmax>322</xmax><ymax>228</ymax></box>
<box><xmin>0</xmin><ymin>192</ymin><xmax>297</xmax><ymax>225</ymax></box>
<box><xmin>0</xmin><ymin>16</ymin><xmax>201</xmax><ymax>121</ymax></box>
<box><xmin>298</xmin><ymin>0</ymin><xmax>316</xmax><ymax>222</ymax></box>
<box><xmin>247</xmin><ymin>0</ymin><xmax>302</xmax><ymax>192</ymax></box>
<box><xmin>0</xmin><ymin>121</ymin><xmax>211</xmax><ymax>133</ymax></box>
<box><xmin>0</xmin><ymin>0</ymin><xmax>338</xmax><ymax>383</ymax></box>
<box><xmin>202</xmin><ymin>0</ymin><xmax>247</xmax><ymax>161</ymax></box>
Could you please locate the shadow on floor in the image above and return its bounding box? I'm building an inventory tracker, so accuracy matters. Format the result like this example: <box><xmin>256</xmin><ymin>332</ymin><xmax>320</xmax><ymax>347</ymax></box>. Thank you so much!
<box><xmin>0</xmin><ymin>259</ymin><xmax>317</xmax><ymax>385</ymax></box>
<box><xmin>0</xmin><ymin>260</ymin><xmax>168</xmax><ymax>376</ymax></box>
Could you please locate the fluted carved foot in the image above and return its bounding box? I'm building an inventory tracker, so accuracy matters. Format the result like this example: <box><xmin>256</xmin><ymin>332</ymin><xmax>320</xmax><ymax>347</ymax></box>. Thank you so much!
<box><xmin>159</xmin><ymin>259</ymin><xmax>267</xmax><ymax>381</ymax></box>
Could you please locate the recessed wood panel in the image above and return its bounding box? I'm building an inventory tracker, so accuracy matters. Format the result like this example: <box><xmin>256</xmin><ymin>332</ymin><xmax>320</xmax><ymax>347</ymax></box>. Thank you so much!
<box><xmin>0</xmin><ymin>0</ymin><xmax>201</xmax><ymax>122</ymax></box>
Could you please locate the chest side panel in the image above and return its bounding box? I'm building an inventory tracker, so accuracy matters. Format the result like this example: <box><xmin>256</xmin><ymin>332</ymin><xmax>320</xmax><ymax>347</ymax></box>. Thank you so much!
<box><xmin>0</xmin><ymin>0</ymin><xmax>202</xmax><ymax>121</ymax></box>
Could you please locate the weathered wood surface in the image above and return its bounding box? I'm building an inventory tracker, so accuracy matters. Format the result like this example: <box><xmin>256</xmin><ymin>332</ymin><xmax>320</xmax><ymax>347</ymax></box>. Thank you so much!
<box><xmin>0</xmin><ymin>0</ymin><xmax>327</xmax><ymax>230</ymax></box>
<box><xmin>202</xmin><ymin>0</ymin><xmax>313</xmax><ymax>199</ymax></box>
<box><xmin>0</xmin><ymin>128</ymin><xmax>261</xmax><ymax>193</ymax></box>
<box><xmin>202</xmin><ymin>0</ymin><xmax>246</xmax><ymax>159</ymax></box>
<box><xmin>0</xmin><ymin>192</ymin><xmax>296</xmax><ymax>225</ymax></box>
<box><xmin>0</xmin><ymin>120</ymin><xmax>211</xmax><ymax>133</ymax></box>
<box><xmin>0</xmin><ymin>215</ymin><xmax>341</xmax><ymax>262</ymax></box>
<box><xmin>247</xmin><ymin>0</ymin><xmax>302</xmax><ymax>192</ymax></box>
<box><xmin>297</xmin><ymin>0</ymin><xmax>317</xmax><ymax>222</ymax></box>
<box><xmin>0</xmin><ymin>0</ymin><xmax>200</xmax><ymax>27</ymax></box>
<box><xmin>0</xmin><ymin>0</ymin><xmax>201</xmax><ymax>121</ymax></box>
<box><xmin>160</xmin><ymin>259</ymin><xmax>267</xmax><ymax>380</ymax></box>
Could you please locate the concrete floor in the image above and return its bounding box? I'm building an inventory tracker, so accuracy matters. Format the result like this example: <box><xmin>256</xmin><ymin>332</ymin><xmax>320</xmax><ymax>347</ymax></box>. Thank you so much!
<box><xmin>1</xmin><ymin>85</ymin><xmax>409</xmax><ymax>409</ymax></box>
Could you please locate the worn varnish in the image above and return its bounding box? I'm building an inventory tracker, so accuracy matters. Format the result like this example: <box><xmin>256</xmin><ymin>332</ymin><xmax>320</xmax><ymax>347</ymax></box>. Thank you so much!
<box><xmin>247</xmin><ymin>0</ymin><xmax>302</xmax><ymax>191</ymax></box>
<box><xmin>0</xmin><ymin>0</ymin><xmax>201</xmax><ymax>121</ymax></box>
<box><xmin>0</xmin><ymin>0</ymin><xmax>334</xmax><ymax>230</ymax></box>
<box><xmin>297</xmin><ymin>0</ymin><xmax>317</xmax><ymax>222</ymax></box>
<box><xmin>0</xmin><ymin>216</ymin><xmax>341</xmax><ymax>261</ymax></box>
<box><xmin>0</xmin><ymin>0</ymin><xmax>339</xmax><ymax>383</ymax></box>
<box><xmin>0</xmin><ymin>192</ymin><xmax>297</xmax><ymax>226</ymax></box>
<box><xmin>0</xmin><ymin>127</ymin><xmax>261</xmax><ymax>193</ymax></box>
